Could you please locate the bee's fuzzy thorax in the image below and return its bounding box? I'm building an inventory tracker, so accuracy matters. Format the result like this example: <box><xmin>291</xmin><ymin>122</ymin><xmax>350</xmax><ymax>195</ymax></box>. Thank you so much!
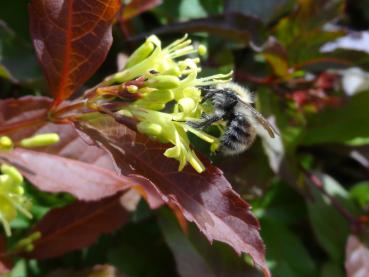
<box><xmin>216</xmin><ymin>82</ymin><xmax>254</xmax><ymax>104</ymax></box>
<box><xmin>188</xmin><ymin>81</ymin><xmax>276</xmax><ymax>156</ymax></box>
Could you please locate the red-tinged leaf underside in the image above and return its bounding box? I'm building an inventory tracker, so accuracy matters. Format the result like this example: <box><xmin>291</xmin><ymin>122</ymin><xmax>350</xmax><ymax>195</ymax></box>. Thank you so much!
<box><xmin>0</xmin><ymin>97</ymin><xmax>163</xmax><ymax>207</ymax></box>
<box><xmin>122</xmin><ymin>0</ymin><xmax>162</xmax><ymax>20</ymax></box>
<box><xmin>75</xmin><ymin>116</ymin><xmax>270</xmax><ymax>277</ymax></box>
<box><xmin>0</xmin><ymin>96</ymin><xmax>50</xmax><ymax>137</ymax></box>
<box><xmin>0</xmin><ymin>148</ymin><xmax>136</xmax><ymax>201</ymax></box>
<box><xmin>27</xmin><ymin>193</ymin><xmax>129</xmax><ymax>259</ymax></box>
<box><xmin>29</xmin><ymin>0</ymin><xmax>121</xmax><ymax>105</ymax></box>
<box><xmin>345</xmin><ymin>234</ymin><xmax>369</xmax><ymax>277</ymax></box>
<box><xmin>0</xmin><ymin>235</ymin><xmax>12</xmax><ymax>274</ymax></box>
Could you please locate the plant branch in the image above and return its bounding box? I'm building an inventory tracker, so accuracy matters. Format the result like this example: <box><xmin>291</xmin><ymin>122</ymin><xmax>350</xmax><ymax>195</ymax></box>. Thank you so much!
<box><xmin>303</xmin><ymin>169</ymin><xmax>365</xmax><ymax>234</ymax></box>
<box><xmin>235</xmin><ymin>70</ymin><xmax>276</xmax><ymax>85</ymax></box>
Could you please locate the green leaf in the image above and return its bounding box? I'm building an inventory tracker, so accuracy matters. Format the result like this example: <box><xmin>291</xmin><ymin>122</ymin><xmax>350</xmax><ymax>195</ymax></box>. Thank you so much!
<box><xmin>345</xmin><ymin>137</ymin><xmax>369</xmax><ymax>146</ymax></box>
<box><xmin>0</xmin><ymin>21</ymin><xmax>41</xmax><ymax>84</ymax></box>
<box><xmin>154</xmin><ymin>0</ymin><xmax>223</xmax><ymax>21</ymax></box>
<box><xmin>350</xmin><ymin>182</ymin><xmax>369</xmax><ymax>209</ymax></box>
<box><xmin>158</xmin><ymin>208</ymin><xmax>215</xmax><ymax>277</ymax></box>
<box><xmin>272</xmin><ymin>0</ymin><xmax>346</xmax><ymax>65</ymax></box>
<box><xmin>107</xmin><ymin>218</ymin><xmax>177</xmax><ymax>276</ymax></box>
<box><xmin>320</xmin><ymin>262</ymin><xmax>345</xmax><ymax>277</ymax></box>
<box><xmin>302</xmin><ymin>92</ymin><xmax>369</xmax><ymax>145</ymax></box>
<box><xmin>158</xmin><ymin>207</ymin><xmax>259</xmax><ymax>276</ymax></box>
<box><xmin>225</xmin><ymin>0</ymin><xmax>295</xmax><ymax>24</ymax></box>
<box><xmin>178</xmin><ymin>0</ymin><xmax>208</xmax><ymax>19</ymax></box>
<box><xmin>136</xmin><ymin>12</ymin><xmax>268</xmax><ymax>46</ymax></box>
<box><xmin>260</xmin><ymin>218</ymin><xmax>316</xmax><ymax>277</ymax></box>
<box><xmin>307</xmin><ymin>174</ymin><xmax>353</xmax><ymax>262</ymax></box>
<box><xmin>254</xmin><ymin>181</ymin><xmax>307</xmax><ymax>225</ymax></box>
<box><xmin>0</xmin><ymin>0</ymin><xmax>30</xmax><ymax>41</ymax></box>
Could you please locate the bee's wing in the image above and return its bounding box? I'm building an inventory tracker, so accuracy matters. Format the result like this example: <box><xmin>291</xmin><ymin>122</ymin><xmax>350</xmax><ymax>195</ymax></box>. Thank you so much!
<box><xmin>242</xmin><ymin>102</ymin><xmax>279</xmax><ymax>138</ymax></box>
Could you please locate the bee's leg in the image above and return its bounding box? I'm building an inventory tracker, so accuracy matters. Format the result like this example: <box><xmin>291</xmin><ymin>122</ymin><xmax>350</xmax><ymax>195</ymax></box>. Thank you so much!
<box><xmin>186</xmin><ymin>112</ymin><xmax>224</xmax><ymax>129</ymax></box>
<box><xmin>200</xmin><ymin>90</ymin><xmax>216</xmax><ymax>104</ymax></box>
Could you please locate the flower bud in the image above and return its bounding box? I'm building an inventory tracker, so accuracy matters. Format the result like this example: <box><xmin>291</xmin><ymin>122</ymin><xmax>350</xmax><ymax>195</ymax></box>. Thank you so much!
<box><xmin>117</xmin><ymin>109</ymin><xmax>133</xmax><ymax>117</ymax></box>
<box><xmin>104</xmin><ymin>36</ymin><xmax>162</xmax><ymax>84</ymax></box>
<box><xmin>0</xmin><ymin>136</ymin><xmax>13</xmax><ymax>151</ymax></box>
<box><xmin>0</xmin><ymin>196</ymin><xmax>17</xmax><ymax>222</ymax></box>
<box><xmin>20</xmin><ymin>133</ymin><xmax>60</xmax><ymax>148</ymax></box>
<box><xmin>125</xmin><ymin>40</ymin><xmax>155</xmax><ymax>69</ymax></box>
<box><xmin>0</xmin><ymin>175</ymin><xmax>12</xmax><ymax>188</ymax></box>
<box><xmin>127</xmin><ymin>85</ymin><xmax>138</xmax><ymax>93</ymax></box>
<box><xmin>0</xmin><ymin>173</ymin><xmax>24</xmax><ymax>196</ymax></box>
<box><xmin>25</xmin><ymin>244</ymin><xmax>34</xmax><ymax>252</ymax></box>
<box><xmin>29</xmin><ymin>231</ymin><xmax>42</xmax><ymax>241</ymax></box>
<box><xmin>0</xmin><ymin>163</ymin><xmax>31</xmax><ymax>236</ymax></box>
<box><xmin>145</xmin><ymin>75</ymin><xmax>180</xmax><ymax>89</ymax></box>
<box><xmin>1</xmin><ymin>164</ymin><xmax>23</xmax><ymax>185</ymax></box>
<box><xmin>198</xmin><ymin>44</ymin><xmax>207</xmax><ymax>56</ymax></box>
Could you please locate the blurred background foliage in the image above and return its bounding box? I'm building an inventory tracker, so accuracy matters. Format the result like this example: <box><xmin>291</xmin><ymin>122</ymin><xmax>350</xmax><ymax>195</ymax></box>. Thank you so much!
<box><xmin>1</xmin><ymin>0</ymin><xmax>369</xmax><ymax>276</ymax></box>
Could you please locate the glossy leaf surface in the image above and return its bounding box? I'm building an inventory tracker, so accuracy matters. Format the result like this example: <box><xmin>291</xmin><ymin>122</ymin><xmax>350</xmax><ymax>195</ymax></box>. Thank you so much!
<box><xmin>76</xmin><ymin>116</ymin><xmax>269</xmax><ymax>276</ymax></box>
<box><xmin>27</xmin><ymin>193</ymin><xmax>130</xmax><ymax>259</ymax></box>
<box><xmin>29</xmin><ymin>0</ymin><xmax>120</xmax><ymax>104</ymax></box>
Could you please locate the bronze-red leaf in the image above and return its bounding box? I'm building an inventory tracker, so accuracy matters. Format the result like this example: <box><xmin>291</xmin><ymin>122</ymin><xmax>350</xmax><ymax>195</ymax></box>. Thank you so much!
<box><xmin>0</xmin><ymin>148</ymin><xmax>137</xmax><ymax>201</ymax></box>
<box><xmin>75</xmin><ymin>116</ymin><xmax>270</xmax><ymax>276</ymax></box>
<box><xmin>0</xmin><ymin>97</ymin><xmax>163</xmax><ymax>207</ymax></box>
<box><xmin>122</xmin><ymin>0</ymin><xmax>162</xmax><ymax>20</ymax></box>
<box><xmin>27</xmin><ymin>193</ymin><xmax>129</xmax><ymax>259</ymax></box>
<box><xmin>29</xmin><ymin>0</ymin><xmax>121</xmax><ymax>105</ymax></box>
<box><xmin>0</xmin><ymin>235</ymin><xmax>12</xmax><ymax>274</ymax></box>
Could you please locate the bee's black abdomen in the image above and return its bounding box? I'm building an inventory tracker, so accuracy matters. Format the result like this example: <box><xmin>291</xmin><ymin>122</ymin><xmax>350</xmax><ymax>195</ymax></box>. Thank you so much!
<box><xmin>220</xmin><ymin>115</ymin><xmax>255</xmax><ymax>155</ymax></box>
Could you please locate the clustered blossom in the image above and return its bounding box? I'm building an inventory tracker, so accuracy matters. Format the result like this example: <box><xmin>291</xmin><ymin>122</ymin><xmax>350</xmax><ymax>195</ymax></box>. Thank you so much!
<box><xmin>0</xmin><ymin>162</ymin><xmax>31</xmax><ymax>236</ymax></box>
<box><xmin>94</xmin><ymin>35</ymin><xmax>232</xmax><ymax>173</ymax></box>
<box><xmin>0</xmin><ymin>133</ymin><xmax>60</xmax><ymax>236</ymax></box>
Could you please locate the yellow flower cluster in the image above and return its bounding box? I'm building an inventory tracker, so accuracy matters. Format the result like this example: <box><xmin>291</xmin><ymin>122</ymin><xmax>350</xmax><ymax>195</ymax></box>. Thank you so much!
<box><xmin>0</xmin><ymin>163</ymin><xmax>31</xmax><ymax>236</ymax></box>
<box><xmin>0</xmin><ymin>133</ymin><xmax>60</xmax><ymax>236</ymax></box>
<box><xmin>105</xmin><ymin>35</ymin><xmax>232</xmax><ymax>173</ymax></box>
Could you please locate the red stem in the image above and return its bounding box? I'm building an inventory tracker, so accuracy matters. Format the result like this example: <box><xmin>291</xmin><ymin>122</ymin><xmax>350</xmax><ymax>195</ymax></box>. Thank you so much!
<box><xmin>51</xmin><ymin>101</ymin><xmax>86</xmax><ymax>117</ymax></box>
<box><xmin>304</xmin><ymin>170</ymin><xmax>364</xmax><ymax>233</ymax></box>
<box><xmin>293</xmin><ymin>57</ymin><xmax>352</xmax><ymax>70</ymax></box>
<box><xmin>235</xmin><ymin>70</ymin><xmax>276</xmax><ymax>85</ymax></box>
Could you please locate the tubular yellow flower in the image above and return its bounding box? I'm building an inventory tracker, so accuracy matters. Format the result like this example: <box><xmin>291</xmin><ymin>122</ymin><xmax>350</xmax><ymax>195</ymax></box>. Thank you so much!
<box><xmin>96</xmin><ymin>35</ymin><xmax>232</xmax><ymax>172</ymax></box>
<box><xmin>124</xmin><ymin>39</ymin><xmax>155</xmax><ymax>69</ymax></box>
<box><xmin>127</xmin><ymin>85</ymin><xmax>138</xmax><ymax>93</ymax></box>
<box><xmin>177</xmin><ymin>97</ymin><xmax>196</xmax><ymax>114</ymax></box>
<box><xmin>1</xmin><ymin>164</ymin><xmax>23</xmax><ymax>185</ymax></box>
<box><xmin>0</xmin><ymin>164</ymin><xmax>32</xmax><ymax>236</ymax></box>
<box><xmin>145</xmin><ymin>75</ymin><xmax>180</xmax><ymax>89</ymax></box>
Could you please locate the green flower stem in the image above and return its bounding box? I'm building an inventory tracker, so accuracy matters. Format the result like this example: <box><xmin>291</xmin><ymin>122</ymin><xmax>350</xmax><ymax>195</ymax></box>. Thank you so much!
<box><xmin>0</xmin><ymin>214</ymin><xmax>11</xmax><ymax>237</ymax></box>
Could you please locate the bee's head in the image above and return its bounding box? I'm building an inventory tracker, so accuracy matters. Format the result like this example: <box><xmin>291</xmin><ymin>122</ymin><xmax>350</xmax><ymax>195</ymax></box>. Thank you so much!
<box><xmin>217</xmin><ymin>82</ymin><xmax>254</xmax><ymax>104</ymax></box>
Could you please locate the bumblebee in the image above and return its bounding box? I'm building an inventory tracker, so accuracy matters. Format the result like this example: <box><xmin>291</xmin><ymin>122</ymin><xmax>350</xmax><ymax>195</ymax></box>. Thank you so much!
<box><xmin>188</xmin><ymin>82</ymin><xmax>278</xmax><ymax>155</ymax></box>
